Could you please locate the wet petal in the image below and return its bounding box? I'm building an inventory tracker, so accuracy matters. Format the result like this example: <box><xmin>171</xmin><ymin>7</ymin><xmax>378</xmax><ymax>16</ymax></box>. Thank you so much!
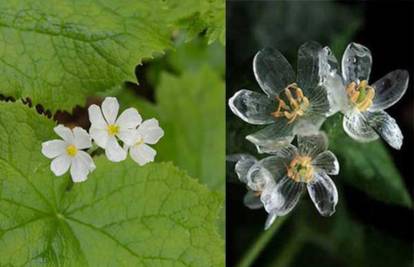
<box><xmin>42</xmin><ymin>140</ymin><xmax>66</xmax><ymax>159</ymax></box>
<box><xmin>228</xmin><ymin>89</ymin><xmax>275</xmax><ymax>125</ymax></box>
<box><xmin>259</xmin><ymin>155</ymin><xmax>290</xmax><ymax>182</ymax></box>
<box><xmin>234</xmin><ymin>154</ymin><xmax>257</xmax><ymax>183</ymax></box>
<box><xmin>50</xmin><ymin>154</ymin><xmax>71</xmax><ymax>176</ymax></box>
<box><xmin>102</xmin><ymin>97</ymin><xmax>119</xmax><ymax>124</ymax></box>
<box><xmin>297</xmin><ymin>41</ymin><xmax>323</xmax><ymax>90</ymax></box>
<box><xmin>312</xmin><ymin>151</ymin><xmax>339</xmax><ymax>175</ymax></box>
<box><xmin>129</xmin><ymin>144</ymin><xmax>156</xmax><ymax>166</ymax></box>
<box><xmin>305</xmin><ymin>85</ymin><xmax>330</xmax><ymax>116</ymax></box>
<box><xmin>246</xmin><ymin>121</ymin><xmax>295</xmax><ymax>153</ymax></box>
<box><xmin>253</xmin><ymin>47</ymin><xmax>295</xmax><ymax>97</ymax></box>
<box><xmin>88</xmin><ymin>104</ymin><xmax>107</xmax><ymax>128</ymax></box>
<box><xmin>137</xmin><ymin>119</ymin><xmax>164</xmax><ymax>144</ymax></box>
<box><xmin>370</xmin><ymin>70</ymin><xmax>409</xmax><ymax>111</ymax></box>
<box><xmin>297</xmin><ymin>132</ymin><xmax>328</xmax><ymax>158</ymax></box>
<box><xmin>293</xmin><ymin>115</ymin><xmax>325</xmax><ymax>136</ymax></box>
<box><xmin>116</xmin><ymin>107</ymin><xmax>142</xmax><ymax>129</ymax></box>
<box><xmin>343</xmin><ymin>111</ymin><xmax>378</xmax><ymax>142</ymax></box>
<box><xmin>54</xmin><ymin>125</ymin><xmax>74</xmax><ymax>143</ymax></box>
<box><xmin>264</xmin><ymin>211</ymin><xmax>278</xmax><ymax>230</ymax></box>
<box><xmin>243</xmin><ymin>190</ymin><xmax>263</xmax><ymax>210</ymax></box>
<box><xmin>365</xmin><ymin>110</ymin><xmax>403</xmax><ymax>149</ymax></box>
<box><xmin>73</xmin><ymin>127</ymin><xmax>92</xmax><ymax>150</ymax></box>
<box><xmin>307</xmin><ymin>172</ymin><xmax>338</xmax><ymax>216</ymax></box>
<box><xmin>90</xmin><ymin>127</ymin><xmax>109</xmax><ymax>148</ymax></box>
<box><xmin>105</xmin><ymin>137</ymin><xmax>126</xmax><ymax>162</ymax></box>
<box><xmin>341</xmin><ymin>42</ymin><xmax>372</xmax><ymax>84</ymax></box>
<box><xmin>246</xmin><ymin>162</ymin><xmax>274</xmax><ymax>192</ymax></box>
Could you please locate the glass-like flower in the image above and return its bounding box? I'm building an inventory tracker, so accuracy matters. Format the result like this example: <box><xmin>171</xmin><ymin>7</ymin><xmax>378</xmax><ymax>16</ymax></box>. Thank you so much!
<box><xmin>229</xmin><ymin>42</ymin><xmax>331</xmax><ymax>153</ymax></box>
<box><xmin>125</xmin><ymin>118</ymin><xmax>164</xmax><ymax>166</ymax></box>
<box><xmin>254</xmin><ymin>133</ymin><xmax>339</xmax><ymax>229</ymax></box>
<box><xmin>88</xmin><ymin>97</ymin><xmax>142</xmax><ymax>162</ymax></box>
<box><xmin>320</xmin><ymin>42</ymin><xmax>409</xmax><ymax>149</ymax></box>
<box><xmin>42</xmin><ymin>125</ymin><xmax>95</xmax><ymax>182</ymax></box>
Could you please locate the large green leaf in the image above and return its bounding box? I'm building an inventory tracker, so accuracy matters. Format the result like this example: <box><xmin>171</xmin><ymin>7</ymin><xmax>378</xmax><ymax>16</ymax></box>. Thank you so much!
<box><xmin>324</xmin><ymin>114</ymin><xmax>411</xmax><ymax>207</ymax></box>
<box><xmin>0</xmin><ymin>102</ymin><xmax>224</xmax><ymax>266</ymax></box>
<box><xmin>0</xmin><ymin>0</ymin><xmax>224</xmax><ymax>112</ymax></box>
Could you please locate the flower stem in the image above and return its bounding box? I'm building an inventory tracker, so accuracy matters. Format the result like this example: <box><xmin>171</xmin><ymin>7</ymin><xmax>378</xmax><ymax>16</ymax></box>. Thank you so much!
<box><xmin>236</xmin><ymin>215</ymin><xmax>289</xmax><ymax>267</ymax></box>
<box><xmin>265</xmin><ymin>230</ymin><xmax>305</xmax><ymax>267</ymax></box>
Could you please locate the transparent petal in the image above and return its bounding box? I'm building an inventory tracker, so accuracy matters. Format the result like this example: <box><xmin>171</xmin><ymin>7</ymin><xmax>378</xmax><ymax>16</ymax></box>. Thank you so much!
<box><xmin>365</xmin><ymin>110</ymin><xmax>403</xmax><ymax>150</ymax></box>
<box><xmin>228</xmin><ymin>89</ymin><xmax>275</xmax><ymax>125</ymax></box>
<box><xmin>297</xmin><ymin>41</ymin><xmax>323</xmax><ymax>90</ymax></box>
<box><xmin>253</xmin><ymin>47</ymin><xmax>295</xmax><ymax>97</ymax></box>
<box><xmin>343</xmin><ymin>110</ymin><xmax>378</xmax><ymax>142</ymax></box>
<box><xmin>234</xmin><ymin>155</ymin><xmax>257</xmax><ymax>183</ymax></box>
<box><xmin>246</xmin><ymin>121</ymin><xmax>295</xmax><ymax>153</ymax></box>
<box><xmin>50</xmin><ymin>154</ymin><xmax>71</xmax><ymax>176</ymax></box>
<box><xmin>243</xmin><ymin>190</ymin><xmax>263</xmax><ymax>210</ymax></box>
<box><xmin>116</xmin><ymin>107</ymin><xmax>142</xmax><ymax>129</ymax></box>
<box><xmin>90</xmin><ymin>127</ymin><xmax>109</xmax><ymax>148</ymax></box>
<box><xmin>88</xmin><ymin>104</ymin><xmax>107</xmax><ymax>128</ymax></box>
<box><xmin>102</xmin><ymin>97</ymin><xmax>119</xmax><ymax>124</ymax></box>
<box><xmin>312</xmin><ymin>151</ymin><xmax>339</xmax><ymax>175</ymax></box>
<box><xmin>370</xmin><ymin>70</ymin><xmax>409</xmax><ymax>111</ymax></box>
<box><xmin>307</xmin><ymin>172</ymin><xmax>338</xmax><ymax>216</ymax></box>
<box><xmin>73</xmin><ymin>127</ymin><xmax>92</xmax><ymax>150</ymax></box>
<box><xmin>259</xmin><ymin>155</ymin><xmax>290</xmax><ymax>182</ymax></box>
<box><xmin>137</xmin><ymin>119</ymin><xmax>164</xmax><ymax>144</ymax></box>
<box><xmin>129</xmin><ymin>144</ymin><xmax>156</xmax><ymax>166</ymax></box>
<box><xmin>41</xmin><ymin>140</ymin><xmax>66</xmax><ymax>159</ymax></box>
<box><xmin>264</xmin><ymin>211</ymin><xmax>278</xmax><ymax>230</ymax></box>
<box><xmin>268</xmin><ymin>144</ymin><xmax>298</xmax><ymax>162</ymax></box>
<box><xmin>54</xmin><ymin>125</ymin><xmax>74</xmax><ymax>143</ymax></box>
<box><xmin>293</xmin><ymin>115</ymin><xmax>325</xmax><ymax>135</ymax></box>
<box><xmin>105</xmin><ymin>137</ymin><xmax>126</xmax><ymax>162</ymax></box>
<box><xmin>246</xmin><ymin>162</ymin><xmax>274</xmax><ymax>192</ymax></box>
<box><xmin>305</xmin><ymin>85</ymin><xmax>331</xmax><ymax>117</ymax></box>
<box><xmin>341</xmin><ymin>42</ymin><xmax>372</xmax><ymax>84</ymax></box>
<box><xmin>297</xmin><ymin>132</ymin><xmax>328</xmax><ymax>158</ymax></box>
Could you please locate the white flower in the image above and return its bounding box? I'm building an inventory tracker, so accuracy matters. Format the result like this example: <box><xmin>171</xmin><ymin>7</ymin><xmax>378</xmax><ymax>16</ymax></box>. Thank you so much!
<box><xmin>88</xmin><ymin>97</ymin><xmax>142</xmax><ymax>162</ymax></box>
<box><xmin>320</xmin><ymin>42</ymin><xmax>409</xmax><ymax>149</ymax></box>
<box><xmin>125</xmin><ymin>119</ymin><xmax>164</xmax><ymax>166</ymax></box>
<box><xmin>41</xmin><ymin>125</ymin><xmax>95</xmax><ymax>183</ymax></box>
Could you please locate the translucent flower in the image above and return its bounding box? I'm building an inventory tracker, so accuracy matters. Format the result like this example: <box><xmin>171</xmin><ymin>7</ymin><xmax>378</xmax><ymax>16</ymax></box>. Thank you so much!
<box><xmin>256</xmin><ymin>133</ymin><xmax>339</xmax><ymax>229</ymax></box>
<box><xmin>124</xmin><ymin>119</ymin><xmax>164</xmax><ymax>166</ymax></box>
<box><xmin>88</xmin><ymin>97</ymin><xmax>142</xmax><ymax>162</ymax></box>
<box><xmin>228</xmin><ymin>42</ymin><xmax>331</xmax><ymax>153</ymax></box>
<box><xmin>320</xmin><ymin>42</ymin><xmax>409</xmax><ymax>149</ymax></box>
<box><xmin>41</xmin><ymin>125</ymin><xmax>95</xmax><ymax>182</ymax></box>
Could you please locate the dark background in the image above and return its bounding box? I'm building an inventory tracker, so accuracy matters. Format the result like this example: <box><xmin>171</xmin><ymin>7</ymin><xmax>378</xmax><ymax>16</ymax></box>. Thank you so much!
<box><xmin>226</xmin><ymin>1</ymin><xmax>414</xmax><ymax>266</ymax></box>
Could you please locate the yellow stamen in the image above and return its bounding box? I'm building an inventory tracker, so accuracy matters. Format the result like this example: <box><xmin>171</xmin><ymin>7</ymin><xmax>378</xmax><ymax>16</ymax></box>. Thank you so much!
<box><xmin>346</xmin><ymin>80</ymin><xmax>375</xmax><ymax>112</ymax></box>
<box><xmin>287</xmin><ymin>155</ymin><xmax>314</xmax><ymax>183</ymax></box>
<box><xmin>107</xmin><ymin>124</ymin><xmax>119</xmax><ymax>136</ymax></box>
<box><xmin>66</xmin><ymin>144</ymin><xmax>78</xmax><ymax>157</ymax></box>
<box><xmin>271</xmin><ymin>83</ymin><xmax>310</xmax><ymax>124</ymax></box>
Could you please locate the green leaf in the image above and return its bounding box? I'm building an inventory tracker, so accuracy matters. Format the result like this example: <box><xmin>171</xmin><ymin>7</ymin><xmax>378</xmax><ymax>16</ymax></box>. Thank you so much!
<box><xmin>0</xmin><ymin>0</ymin><xmax>224</xmax><ymax>112</ymax></box>
<box><xmin>0</xmin><ymin>102</ymin><xmax>224</xmax><ymax>266</ymax></box>
<box><xmin>324</xmin><ymin>114</ymin><xmax>411</xmax><ymax>207</ymax></box>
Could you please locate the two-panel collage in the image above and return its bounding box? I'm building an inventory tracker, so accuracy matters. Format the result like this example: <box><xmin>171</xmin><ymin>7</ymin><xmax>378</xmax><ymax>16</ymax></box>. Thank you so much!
<box><xmin>0</xmin><ymin>1</ymin><xmax>413</xmax><ymax>266</ymax></box>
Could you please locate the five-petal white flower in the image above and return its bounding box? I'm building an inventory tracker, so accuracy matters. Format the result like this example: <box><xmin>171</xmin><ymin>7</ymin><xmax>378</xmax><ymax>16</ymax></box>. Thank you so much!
<box><xmin>42</xmin><ymin>125</ymin><xmax>95</xmax><ymax>182</ymax></box>
<box><xmin>88</xmin><ymin>97</ymin><xmax>142</xmax><ymax>162</ymax></box>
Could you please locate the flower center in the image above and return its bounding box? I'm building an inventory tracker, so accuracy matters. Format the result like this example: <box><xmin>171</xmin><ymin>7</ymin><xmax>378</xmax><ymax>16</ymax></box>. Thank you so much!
<box><xmin>66</xmin><ymin>144</ymin><xmax>78</xmax><ymax>157</ymax></box>
<box><xmin>107</xmin><ymin>124</ymin><xmax>119</xmax><ymax>136</ymax></box>
<box><xmin>271</xmin><ymin>83</ymin><xmax>310</xmax><ymax>124</ymax></box>
<box><xmin>346</xmin><ymin>80</ymin><xmax>375</xmax><ymax>112</ymax></box>
<box><xmin>287</xmin><ymin>155</ymin><xmax>314</xmax><ymax>183</ymax></box>
<box><xmin>134</xmin><ymin>137</ymin><xmax>144</xmax><ymax>147</ymax></box>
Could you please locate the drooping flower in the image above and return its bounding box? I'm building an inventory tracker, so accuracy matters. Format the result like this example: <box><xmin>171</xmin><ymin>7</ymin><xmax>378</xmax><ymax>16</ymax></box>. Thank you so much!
<box><xmin>124</xmin><ymin>118</ymin><xmax>164</xmax><ymax>166</ymax></box>
<box><xmin>252</xmin><ymin>133</ymin><xmax>339</xmax><ymax>229</ymax></box>
<box><xmin>319</xmin><ymin>42</ymin><xmax>409</xmax><ymax>149</ymax></box>
<box><xmin>88</xmin><ymin>97</ymin><xmax>142</xmax><ymax>162</ymax></box>
<box><xmin>228</xmin><ymin>42</ymin><xmax>331</xmax><ymax>153</ymax></box>
<box><xmin>42</xmin><ymin>125</ymin><xmax>95</xmax><ymax>182</ymax></box>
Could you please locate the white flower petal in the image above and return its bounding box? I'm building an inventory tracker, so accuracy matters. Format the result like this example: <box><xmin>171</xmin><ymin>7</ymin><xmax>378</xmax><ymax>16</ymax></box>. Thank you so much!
<box><xmin>77</xmin><ymin>151</ymin><xmax>96</xmax><ymax>172</ymax></box>
<box><xmin>105</xmin><ymin>137</ymin><xmax>126</xmax><ymax>162</ymax></box>
<box><xmin>297</xmin><ymin>133</ymin><xmax>328</xmax><ymax>158</ymax></box>
<box><xmin>54</xmin><ymin>125</ymin><xmax>74</xmax><ymax>143</ymax></box>
<box><xmin>312</xmin><ymin>151</ymin><xmax>339</xmax><ymax>175</ymax></box>
<box><xmin>246</xmin><ymin>161</ymin><xmax>274</xmax><ymax>192</ymax></box>
<box><xmin>129</xmin><ymin>144</ymin><xmax>156</xmax><ymax>166</ymax></box>
<box><xmin>253</xmin><ymin>47</ymin><xmax>295</xmax><ymax>97</ymax></box>
<box><xmin>341</xmin><ymin>42</ymin><xmax>372</xmax><ymax>84</ymax></box>
<box><xmin>101</xmin><ymin>97</ymin><xmax>119</xmax><ymax>124</ymax></box>
<box><xmin>297</xmin><ymin>41</ymin><xmax>323</xmax><ymax>90</ymax></box>
<box><xmin>137</xmin><ymin>119</ymin><xmax>164</xmax><ymax>144</ymax></box>
<box><xmin>343</xmin><ymin>111</ymin><xmax>378</xmax><ymax>142</ymax></box>
<box><xmin>117</xmin><ymin>129</ymin><xmax>138</xmax><ymax>146</ymax></box>
<box><xmin>70</xmin><ymin>153</ymin><xmax>92</xmax><ymax>183</ymax></box>
<box><xmin>228</xmin><ymin>89</ymin><xmax>275</xmax><ymax>125</ymax></box>
<box><xmin>73</xmin><ymin>127</ymin><xmax>92</xmax><ymax>150</ymax></box>
<box><xmin>243</xmin><ymin>190</ymin><xmax>263</xmax><ymax>210</ymax></box>
<box><xmin>90</xmin><ymin>127</ymin><xmax>109</xmax><ymax>148</ymax></box>
<box><xmin>246</xmin><ymin>121</ymin><xmax>295</xmax><ymax>153</ymax></box>
<box><xmin>41</xmin><ymin>140</ymin><xmax>67</xmax><ymax>159</ymax></box>
<box><xmin>264</xmin><ymin>211</ymin><xmax>278</xmax><ymax>230</ymax></box>
<box><xmin>365</xmin><ymin>110</ymin><xmax>403</xmax><ymax>150</ymax></box>
<box><xmin>50</xmin><ymin>154</ymin><xmax>71</xmax><ymax>176</ymax></box>
<box><xmin>234</xmin><ymin>154</ymin><xmax>257</xmax><ymax>183</ymax></box>
<box><xmin>88</xmin><ymin>104</ymin><xmax>107</xmax><ymax>128</ymax></box>
<box><xmin>307</xmin><ymin>172</ymin><xmax>338</xmax><ymax>216</ymax></box>
<box><xmin>116</xmin><ymin>107</ymin><xmax>142</xmax><ymax>129</ymax></box>
<box><xmin>370</xmin><ymin>70</ymin><xmax>409</xmax><ymax>111</ymax></box>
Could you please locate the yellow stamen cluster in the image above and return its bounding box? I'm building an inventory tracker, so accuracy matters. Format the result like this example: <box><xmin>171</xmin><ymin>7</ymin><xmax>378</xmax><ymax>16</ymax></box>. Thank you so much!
<box><xmin>107</xmin><ymin>124</ymin><xmax>119</xmax><ymax>136</ymax></box>
<box><xmin>287</xmin><ymin>155</ymin><xmax>314</xmax><ymax>183</ymax></box>
<box><xmin>271</xmin><ymin>83</ymin><xmax>310</xmax><ymax>124</ymax></box>
<box><xmin>66</xmin><ymin>144</ymin><xmax>78</xmax><ymax>157</ymax></box>
<box><xmin>346</xmin><ymin>80</ymin><xmax>375</xmax><ymax>112</ymax></box>
<box><xmin>134</xmin><ymin>137</ymin><xmax>144</xmax><ymax>147</ymax></box>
